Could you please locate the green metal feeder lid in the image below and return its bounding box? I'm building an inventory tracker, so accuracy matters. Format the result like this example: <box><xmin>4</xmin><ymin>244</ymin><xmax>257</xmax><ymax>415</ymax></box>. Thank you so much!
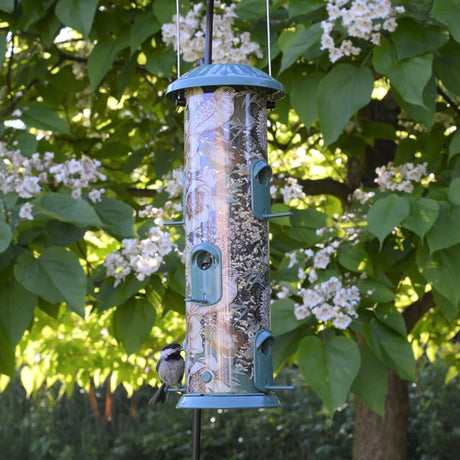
<box><xmin>166</xmin><ymin>64</ymin><xmax>285</xmax><ymax>101</ymax></box>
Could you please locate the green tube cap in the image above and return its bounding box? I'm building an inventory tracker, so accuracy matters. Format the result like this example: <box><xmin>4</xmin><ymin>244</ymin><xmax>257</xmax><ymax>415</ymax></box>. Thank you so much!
<box><xmin>166</xmin><ymin>64</ymin><xmax>285</xmax><ymax>101</ymax></box>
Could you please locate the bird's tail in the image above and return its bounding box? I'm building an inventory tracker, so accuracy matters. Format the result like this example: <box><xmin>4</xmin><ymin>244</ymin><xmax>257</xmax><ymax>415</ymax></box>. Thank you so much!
<box><xmin>149</xmin><ymin>383</ymin><xmax>169</xmax><ymax>404</ymax></box>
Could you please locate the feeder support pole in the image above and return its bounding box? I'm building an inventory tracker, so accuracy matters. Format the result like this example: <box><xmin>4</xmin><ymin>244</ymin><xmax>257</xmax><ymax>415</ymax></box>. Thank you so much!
<box><xmin>204</xmin><ymin>0</ymin><xmax>214</xmax><ymax>64</ymax></box>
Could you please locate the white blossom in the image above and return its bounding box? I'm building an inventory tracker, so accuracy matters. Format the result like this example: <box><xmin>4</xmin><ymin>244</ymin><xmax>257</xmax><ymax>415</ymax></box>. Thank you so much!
<box><xmin>161</xmin><ymin>1</ymin><xmax>262</xmax><ymax>65</ymax></box>
<box><xmin>104</xmin><ymin>227</ymin><xmax>177</xmax><ymax>286</ymax></box>
<box><xmin>321</xmin><ymin>0</ymin><xmax>405</xmax><ymax>63</ymax></box>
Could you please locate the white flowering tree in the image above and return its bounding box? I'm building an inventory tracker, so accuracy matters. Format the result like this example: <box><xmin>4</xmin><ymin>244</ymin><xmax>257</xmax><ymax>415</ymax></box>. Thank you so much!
<box><xmin>1</xmin><ymin>0</ymin><xmax>460</xmax><ymax>457</ymax></box>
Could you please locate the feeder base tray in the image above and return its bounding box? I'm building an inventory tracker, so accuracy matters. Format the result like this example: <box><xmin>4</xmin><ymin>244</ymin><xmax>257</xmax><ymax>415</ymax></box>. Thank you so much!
<box><xmin>177</xmin><ymin>393</ymin><xmax>281</xmax><ymax>409</ymax></box>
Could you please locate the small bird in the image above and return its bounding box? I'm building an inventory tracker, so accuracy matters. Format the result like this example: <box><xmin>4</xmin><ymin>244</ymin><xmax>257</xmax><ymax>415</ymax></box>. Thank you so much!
<box><xmin>149</xmin><ymin>342</ymin><xmax>185</xmax><ymax>404</ymax></box>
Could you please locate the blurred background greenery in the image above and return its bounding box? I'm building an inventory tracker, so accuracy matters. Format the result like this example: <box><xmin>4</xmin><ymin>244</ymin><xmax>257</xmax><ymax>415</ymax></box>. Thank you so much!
<box><xmin>1</xmin><ymin>360</ymin><xmax>458</xmax><ymax>460</ymax></box>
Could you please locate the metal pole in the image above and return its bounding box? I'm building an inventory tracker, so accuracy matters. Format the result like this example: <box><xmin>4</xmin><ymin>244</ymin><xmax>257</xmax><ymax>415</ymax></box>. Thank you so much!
<box><xmin>176</xmin><ymin>0</ymin><xmax>181</xmax><ymax>76</ymax></box>
<box><xmin>204</xmin><ymin>0</ymin><xmax>214</xmax><ymax>65</ymax></box>
<box><xmin>191</xmin><ymin>408</ymin><xmax>202</xmax><ymax>460</ymax></box>
<box><xmin>266</xmin><ymin>0</ymin><xmax>272</xmax><ymax>76</ymax></box>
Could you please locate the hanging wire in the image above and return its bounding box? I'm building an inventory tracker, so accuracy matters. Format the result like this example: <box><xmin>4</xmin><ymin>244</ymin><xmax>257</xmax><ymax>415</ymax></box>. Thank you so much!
<box><xmin>176</xmin><ymin>0</ymin><xmax>181</xmax><ymax>76</ymax></box>
<box><xmin>266</xmin><ymin>0</ymin><xmax>272</xmax><ymax>76</ymax></box>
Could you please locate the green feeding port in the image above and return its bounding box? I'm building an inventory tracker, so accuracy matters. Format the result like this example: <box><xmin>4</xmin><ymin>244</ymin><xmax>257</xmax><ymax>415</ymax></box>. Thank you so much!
<box><xmin>185</xmin><ymin>243</ymin><xmax>222</xmax><ymax>305</ymax></box>
<box><xmin>251</xmin><ymin>159</ymin><xmax>293</xmax><ymax>221</ymax></box>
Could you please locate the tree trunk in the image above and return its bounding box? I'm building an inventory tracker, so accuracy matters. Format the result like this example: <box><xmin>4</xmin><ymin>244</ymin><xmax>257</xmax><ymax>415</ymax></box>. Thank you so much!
<box><xmin>352</xmin><ymin>369</ymin><xmax>409</xmax><ymax>460</ymax></box>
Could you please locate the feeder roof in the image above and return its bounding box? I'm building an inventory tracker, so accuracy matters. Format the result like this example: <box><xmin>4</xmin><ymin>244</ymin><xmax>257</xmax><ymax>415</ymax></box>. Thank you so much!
<box><xmin>166</xmin><ymin>64</ymin><xmax>285</xmax><ymax>101</ymax></box>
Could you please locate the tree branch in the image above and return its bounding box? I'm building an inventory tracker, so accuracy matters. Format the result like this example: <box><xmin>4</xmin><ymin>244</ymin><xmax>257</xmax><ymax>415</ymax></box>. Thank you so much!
<box><xmin>298</xmin><ymin>177</ymin><xmax>354</xmax><ymax>207</ymax></box>
<box><xmin>403</xmin><ymin>291</ymin><xmax>435</xmax><ymax>333</ymax></box>
<box><xmin>437</xmin><ymin>86</ymin><xmax>460</xmax><ymax>118</ymax></box>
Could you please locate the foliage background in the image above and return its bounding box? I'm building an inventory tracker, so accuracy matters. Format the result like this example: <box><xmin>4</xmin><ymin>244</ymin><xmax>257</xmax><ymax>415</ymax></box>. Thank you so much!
<box><xmin>1</xmin><ymin>0</ymin><xmax>460</xmax><ymax>452</ymax></box>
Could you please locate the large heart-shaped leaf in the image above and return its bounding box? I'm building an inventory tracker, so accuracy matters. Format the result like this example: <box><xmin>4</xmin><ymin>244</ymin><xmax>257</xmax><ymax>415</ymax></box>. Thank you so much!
<box><xmin>112</xmin><ymin>297</ymin><xmax>156</xmax><ymax>354</ymax></box>
<box><xmin>14</xmin><ymin>247</ymin><xmax>86</xmax><ymax>317</ymax></box>
<box><xmin>373</xmin><ymin>38</ymin><xmax>433</xmax><ymax>108</ymax></box>
<box><xmin>297</xmin><ymin>335</ymin><xmax>360</xmax><ymax>412</ymax></box>
<box><xmin>367</xmin><ymin>195</ymin><xmax>410</xmax><ymax>249</ymax></box>
<box><xmin>317</xmin><ymin>64</ymin><xmax>374</xmax><ymax>145</ymax></box>
<box><xmin>55</xmin><ymin>0</ymin><xmax>99</xmax><ymax>38</ymax></box>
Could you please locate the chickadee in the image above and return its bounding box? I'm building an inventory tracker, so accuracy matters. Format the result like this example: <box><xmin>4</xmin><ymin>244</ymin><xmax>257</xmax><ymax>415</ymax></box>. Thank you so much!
<box><xmin>149</xmin><ymin>342</ymin><xmax>185</xmax><ymax>404</ymax></box>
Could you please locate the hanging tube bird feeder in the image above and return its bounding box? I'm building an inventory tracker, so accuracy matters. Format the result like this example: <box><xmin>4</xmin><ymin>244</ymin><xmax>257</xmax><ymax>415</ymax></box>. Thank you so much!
<box><xmin>166</xmin><ymin>0</ymin><xmax>291</xmax><ymax>410</ymax></box>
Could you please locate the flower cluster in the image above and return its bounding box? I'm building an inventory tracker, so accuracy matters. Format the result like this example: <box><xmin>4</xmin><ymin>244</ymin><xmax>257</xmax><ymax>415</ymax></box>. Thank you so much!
<box><xmin>158</xmin><ymin>168</ymin><xmax>183</xmax><ymax>199</ymax></box>
<box><xmin>275</xmin><ymin>217</ymin><xmax>365</xmax><ymax>330</ymax></box>
<box><xmin>295</xmin><ymin>277</ymin><xmax>360</xmax><ymax>330</ymax></box>
<box><xmin>374</xmin><ymin>161</ymin><xmax>432</xmax><ymax>193</ymax></box>
<box><xmin>0</xmin><ymin>142</ymin><xmax>106</xmax><ymax>221</ymax></box>
<box><xmin>273</xmin><ymin>177</ymin><xmax>306</xmax><ymax>204</ymax></box>
<box><xmin>104</xmin><ymin>226</ymin><xmax>177</xmax><ymax>286</ymax></box>
<box><xmin>161</xmin><ymin>1</ymin><xmax>263</xmax><ymax>64</ymax></box>
<box><xmin>321</xmin><ymin>0</ymin><xmax>405</xmax><ymax>63</ymax></box>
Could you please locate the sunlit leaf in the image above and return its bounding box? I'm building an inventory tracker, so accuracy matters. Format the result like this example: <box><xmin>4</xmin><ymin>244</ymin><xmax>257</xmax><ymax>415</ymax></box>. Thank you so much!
<box><xmin>55</xmin><ymin>0</ymin><xmax>99</xmax><ymax>38</ymax></box>
<box><xmin>361</xmin><ymin>319</ymin><xmax>416</xmax><ymax>381</ymax></box>
<box><xmin>35</xmin><ymin>192</ymin><xmax>103</xmax><ymax>228</ymax></box>
<box><xmin>14</xmin><ymin>247</ymin><xmax>86</xmax><ymax>317</ymax></box>
<box><xmin>402</xmin><ymin>198</ymin><xmax>439</xmax><ymax>239</ymax></box>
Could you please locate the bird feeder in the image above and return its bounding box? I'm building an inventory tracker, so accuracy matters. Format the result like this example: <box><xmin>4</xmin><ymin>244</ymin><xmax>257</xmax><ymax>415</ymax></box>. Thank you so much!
<box><xmin>164</xmin><ymin>0</ymin><xmax>292</xmax><ymax>410</ymax></box>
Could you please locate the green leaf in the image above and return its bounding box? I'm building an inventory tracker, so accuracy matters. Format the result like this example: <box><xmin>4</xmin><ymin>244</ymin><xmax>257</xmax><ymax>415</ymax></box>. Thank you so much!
<box><xmin>0</xmin><ymin>273</ymin><xmax>37</xmax><ymax>346</ymax></box>
<box><xmin>290</xmin><ymin>208</ymin><xmax>328</xmax><ymax>229</ymax></box>
<box><xmin>19</xmin><ymin>102</ymin><xmax>70</xmax><ymax>134</ymax></box>
<box><xmin>0</xmin><ymin>31</ymin><xmax>6</xmax><ymax>67</ymax></box>
<box><xmin>278</xmin><ymin>23</ymin><xmax>322</xmax><ymax>74</ymax></box>
<box><xmin>130</xmin><ymin>11</ymin><xmax>160</xmax><ymax>56</ymax></box>
<box><xmin>94</xmin><ymin>196</ymin><xmax>135</xmax><ymax>238</ymax></box>
<box><xmin>448</xmin><ymin>129</ymin><xmax>460</xmax><ymax>161</ymax></box>
<box><xmin>448</xmin><ymin>177</ymin><xmax>460</xmax><ymax>206</ymax></box>
<box><xmin>88</xmin><ymin>33</ymin><xmax>129</xmax><ymax>90</ymax></box>
<box><xmin>234</xmin><ymin>0</ymin><xmax>266</xmax><ymax>20</ymax></box>
<box><xmin>55</xmin><ymin>0</ymin><xmax>99</xmax><ymax>38</ymax></box>
<box><xmin>112</xmin><ymin>297</ymin><xmax>156</xmax><ymax>354</ymax></box>
<box><xmin>14</xmin><ymin>247</ymin><xmax>86</xmax><ymax>317</ymax></box>
<box><xmin>288</xmin><ymin>0</ymin><xmax>324</xmax><ymax>18</ymax></box>
<box><xmin>431</xmin><ymin>0</ymin><xmax>460</xmax><ymax>43</ymax></box>
<box><xmin>392</xmin><ymin>75</ymin><xmax>436</xmax><ymax>127</ymax></box>
<box><xmin>351</xmin><ymin>343</ymin><xmax>388</xmax><ymax>416</ymax></box>
<box><xmin>317</xmin><ymin>64</ymin><xmax>374</xmax><ymax>146</ymax></box>
<box><xmin>373</xmin><ymin>304</ymin><xmax>407</xmax><ymax>337</ymax></box>
<box><xmin>0</xmin><ymin>222</ymin><xmax>12</xmax><ymax>254</ymax></box>
<box><xmin>402</xmin><ymin>198</ymin><xmax>439</xmax><ymax>239</ymax></box>
<box><xmin>338</xmin><ymin>244</ymin><xmax>371</xmax><ymax>274</ymax></box>
<box><xmin>97</xmin><ymin>275</ymin><xmax>149</xmax><ymax>310</ymax></box>
<box><xmin>417</xmin><ymin>243</ymin><xmax>460</xmax><ymax>307</ymax></box>
<box><xmin>426</xmin><ymin>201</ymin><xmax>460</xmax><ymax>253</ymax></box>
<box><xmin>360</xmin><ymin>280</ymin><xmax>395</xmax><ymax>303</ymax></box>
<box><xmin>434</xmin><ymin>40</ymin><xmax>460</xmax><ymax>95</ymax></box>
<box><xmin>297</xmin><ymin>335</ymin><xmax>361</xmax><ymax>412</ymax></box>
<box><xmin>271</xmin><ymin>298</ymin><xmax>302</xmax><ymax>336</ymax></box>
<box><xmin>392</xmin><ymin>18</ymin><xmax>449</xmax><ymax>60</ymax></box>
<box><xmin>35</xmin><ymin>192</ymin><xmax>103</xmax><ymax>228</ymax></box>
<box><xmin>291</xmin><ymin>73</ymin><xmax>323</xmax><ymax>129</ymax></box>
<box><xmin>367</xmin><ymin>195</ymin><xmax>410</xmax><ymax>249</ymax></box>
<box><xmin>0</xmin><ymin>0</ymin><xmax>14</xmax><ymax>13</ymax></box>
<box><xmin>362</xmin><ymin>319</ymin><xmax>416</xmax><ymax>381</ymax></box>
<box><xmin>373</xmin><ymin>38</ymin><xmax>433</xmax><ymax>107</ymax></box>
<box><xmin>0</xmin><ymin>323</ymin><xmax>14</xmax><ymax>376</ymax></box>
